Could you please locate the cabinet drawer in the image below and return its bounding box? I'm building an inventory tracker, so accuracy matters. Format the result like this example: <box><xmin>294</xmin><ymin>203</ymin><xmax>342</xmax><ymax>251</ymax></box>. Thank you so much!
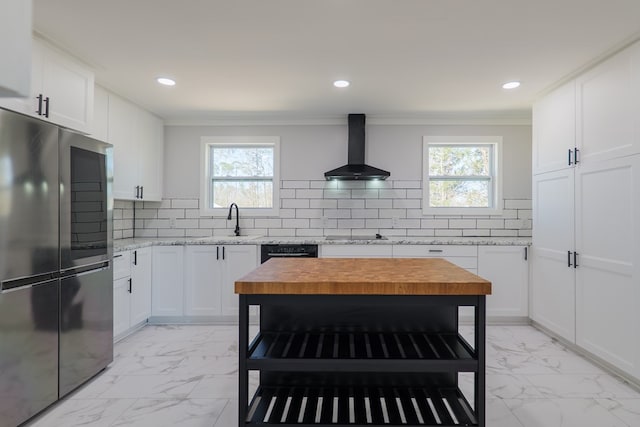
<box><xmin>321</xmin><ymin>244</ymin><xmax>393</xmax><ymax>258</ymax></box>
<box><xmin>393</xmin><ymin>245</ymin><xmax>477</xmax><ymax>258</ymax></box>
<box><xmin>113</xmin><ymin>251</ymin><xmax>131</xmax><ymax>280</ymax></box>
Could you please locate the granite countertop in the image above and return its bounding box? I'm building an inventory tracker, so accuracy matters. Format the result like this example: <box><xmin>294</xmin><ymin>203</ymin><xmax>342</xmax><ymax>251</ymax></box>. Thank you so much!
<box><xmin>114</xmin><ymin>236</ymin><xmax>531</xmax><ymax>252</ymax></box>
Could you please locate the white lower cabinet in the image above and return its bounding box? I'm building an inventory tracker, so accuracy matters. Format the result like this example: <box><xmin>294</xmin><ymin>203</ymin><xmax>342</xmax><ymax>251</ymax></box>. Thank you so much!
<box><xmin>112</xmin><ymin>247</ymin><xmax>152</xmax><ymax>339</ymax></box>
<box><xmin>478</xmin><ymin>246</ymin><xmax>529</xmax><ymax>318</ymax></box>
<box><xmin>184</xmin><ymin>245</ymin><xmax>257</xmax><ymax>317</ymax></box>
<box><xmin>392</xmin><ymin>245</ymin><xmax>478</xmax><ymax>273</ymax></box>
<box><xmin>151</xmin><ymin>246</ymin><xmax>184</xmax><ymax>317</ymax></box>
<box><xmin>320</xmin><ymin>244</ymin><xmax>392</xmax><ymax>258</ymax></box>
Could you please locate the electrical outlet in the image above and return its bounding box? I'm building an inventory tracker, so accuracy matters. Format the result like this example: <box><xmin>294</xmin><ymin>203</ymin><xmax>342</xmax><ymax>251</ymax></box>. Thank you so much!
<box><xmin>169</xmin><ymin>218</ymin><xmax>176</xmax><ymax>228</ymax></box>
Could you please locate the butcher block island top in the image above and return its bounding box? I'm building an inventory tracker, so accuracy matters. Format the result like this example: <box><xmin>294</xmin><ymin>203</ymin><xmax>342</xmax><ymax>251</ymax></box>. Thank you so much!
<box><xmin>235</xmin><ymin>257</ymin><xmax>491</xmax><ymax>295</ymax></box>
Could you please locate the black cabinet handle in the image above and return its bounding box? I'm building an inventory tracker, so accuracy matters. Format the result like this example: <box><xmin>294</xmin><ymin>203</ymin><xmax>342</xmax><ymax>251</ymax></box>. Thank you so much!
<box><xmin>216</xmin><ymin>246</ymin><xmax>219</xmax><ymax>260</ymax></box>
<box><xmin>574</xmin><ymin>252</ymin><xmax>579</xmax><ymax>268</ymax></box>
<box><xmin>524</xmin><ymin>247</ymin><xmax>528</xmax><ymax>261</ymax></box>
<box><xmin>36</xmin><ymin>94</ymin><xmax>43</xmax><ymax>115</ymax></box>
<box><xmin>140</xmin><ymin>186</ymin><xmax>144</xmax><ymax>199</ymax></box>
<box><xmin>223</xmin><ymin>246</ymin><xmax>225</xmax><ymax>260</ymax></box>
<box><xmin>428</xmin><ymin>249</ymin><xmax>443</xmax><ymax>253</ymax></box>
<box><xmin>568</xmin><ymin>250</ymin><xmax>572</xmax><ymax>267</ymax></box>
<box><xmin>128</xmin><ymin>278</ymin><xmax>132</xmax><ymax>293</ymax></box>
<box><xmin>568</xmin><ymin>149</ymin><xmax>573</xmax><ymax>166</ymax></box>
<box><xmin>43</xmin><ymin>97</ymin><xmax>50</xmax><ymax>118</ymax></box>
<box><xmin>133</xmin><ymin>250</ymin><xmax>138</xmax><ymax>265</ymax></box>
<box><xmin>574</xmin><ymin>148</ymin><xmax>580</xmax><ymax>164</ymax></box>
<box><xmin>135</xmin><ymin>186</ymin><xmax>140</xmax><ymax>199</ymax></box>
<box><xmin>113</xmin><ymin>254</ymin><xmax>123</xmax><ymax>259</ymax></box>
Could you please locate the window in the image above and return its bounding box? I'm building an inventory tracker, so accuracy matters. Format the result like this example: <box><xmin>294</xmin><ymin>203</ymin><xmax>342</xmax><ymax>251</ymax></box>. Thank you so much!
<box><xmin>423</xmin><ymin>136</ymin><xmax>502</xmax><ymax>215</ymax></box>
<box><xmin>200</xmin><ymin>136</ymin><xmax>280</xmax><ymax>216</ymax></box>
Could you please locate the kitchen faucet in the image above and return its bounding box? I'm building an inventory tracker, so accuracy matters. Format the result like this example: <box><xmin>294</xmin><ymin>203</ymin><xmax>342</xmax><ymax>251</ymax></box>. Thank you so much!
<box><xmin>227</xmin><ymin>203</ymin><xmax>240</xmax><ymax>236</ymax></box>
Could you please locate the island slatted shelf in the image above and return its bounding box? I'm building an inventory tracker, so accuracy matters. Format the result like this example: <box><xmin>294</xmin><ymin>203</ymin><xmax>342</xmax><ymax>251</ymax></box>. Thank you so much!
<box><xmin>236</xmin><ymin>257</ymin><xmax>491</xmax><ymax>427</ymax></box>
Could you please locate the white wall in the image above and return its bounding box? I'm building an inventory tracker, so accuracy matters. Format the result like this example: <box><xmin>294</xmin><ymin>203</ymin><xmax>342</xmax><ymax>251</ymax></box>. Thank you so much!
<box><xmin>164</xmin><ymin>123</ymin><xmax>531</xmax><ymax>199</ymax></box>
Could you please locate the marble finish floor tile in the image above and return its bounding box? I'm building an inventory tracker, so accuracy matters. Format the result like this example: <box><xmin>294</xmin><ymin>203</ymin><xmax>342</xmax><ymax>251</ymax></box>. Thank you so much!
<box><xmin>24</xmin><ymin>324</ymin><xmax>640</xmax><ymax>427</ymax></box>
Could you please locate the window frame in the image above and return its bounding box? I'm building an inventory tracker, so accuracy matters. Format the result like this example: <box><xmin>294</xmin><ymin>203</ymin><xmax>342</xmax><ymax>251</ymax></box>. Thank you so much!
<box><xmin>422</xmin><ymin>136</ymin><xmax>503</xmax><ymax>216</ymax></box>
<box><xmin>200</xmin><ymin>136</ymin><xmax>280</xmax><ymax>217</ymax></box>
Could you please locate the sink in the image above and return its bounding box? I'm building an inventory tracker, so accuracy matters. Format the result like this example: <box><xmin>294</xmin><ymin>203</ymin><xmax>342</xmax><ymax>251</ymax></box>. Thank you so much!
<box><xmin>325</xmin><ymin>235</ymin><xmax>388</xmax><ymax>241</ymax></box>
<box><xmin>196</xmin><ymin>235</ymin><xmax>263</xmax><ymax>241</ymax></box>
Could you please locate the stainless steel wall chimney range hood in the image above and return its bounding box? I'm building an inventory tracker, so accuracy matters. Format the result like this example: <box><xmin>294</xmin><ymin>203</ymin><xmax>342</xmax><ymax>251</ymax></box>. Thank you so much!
<box><xmin>324</xmin><ymin>114</ymin><xmax>390</xmax><ymax>180</ymax></box>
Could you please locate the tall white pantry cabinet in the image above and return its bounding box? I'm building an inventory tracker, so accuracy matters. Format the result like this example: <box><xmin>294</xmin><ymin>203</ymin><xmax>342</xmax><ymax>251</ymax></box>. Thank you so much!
<box><xmin>532</xmin><ymin>40</ymin><xmax>640</xmax><ymax>381</ymax></box>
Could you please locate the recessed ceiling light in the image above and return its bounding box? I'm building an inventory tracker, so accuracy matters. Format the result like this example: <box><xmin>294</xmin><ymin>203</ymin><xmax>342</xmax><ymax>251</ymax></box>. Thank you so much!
<box><xmin>156</xmin><ymin>77</ymin><xmax>176</xmax><ymax>86</ymax></box>
<box><xmin>333</xmin><ymin>80</ymin><xmax>350</xmax><ymax>88</ymax></box>
<box><xmin>502</xmin><ymin>81</ymin><xmax>521</xmax><ymax>89</ymax></box>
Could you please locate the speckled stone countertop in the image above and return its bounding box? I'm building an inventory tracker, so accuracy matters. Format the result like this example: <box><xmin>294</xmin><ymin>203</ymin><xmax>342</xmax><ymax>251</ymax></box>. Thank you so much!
<box><xmin>114</xmin><ymin>236</ymin><xmax>531</xmax><ymax>252</ymax></box>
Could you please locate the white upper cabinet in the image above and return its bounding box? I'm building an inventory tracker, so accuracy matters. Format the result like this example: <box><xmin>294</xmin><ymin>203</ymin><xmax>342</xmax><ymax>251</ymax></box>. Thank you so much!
<box><xmin>0</xmin><ymin>0</ymin><xmax>31</xmax><ymax>98</ymax></box>
<box><xmin>532</xmin><ymin>80</ymin><xmax>576</xmax><ymax>175</ymax></box>
<box><xmin>108</xmin><ymin>93</ymin><xmax>164</xmax><ymax>201</ymax></box>
<box><xmin>0</xmin><ymin>37</ymin><xmax>94</xmax><ymax>133</ymax></box>
<box><xmin>89</xmin><ymin>85</ymin><xmax>109</xmax><ymax>142</ymax></box>
<box><xmin>576</xmin><ymin>41</ymin><xmax>640</xmax><ymax>165</ymax></box>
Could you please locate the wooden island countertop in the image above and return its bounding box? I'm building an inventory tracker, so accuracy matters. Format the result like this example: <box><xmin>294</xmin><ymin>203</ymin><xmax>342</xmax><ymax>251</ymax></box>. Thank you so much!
<box><xmin>235</xmin><ymin>257</ymin><xmax>491</xmax><ymax>295</ymax></box>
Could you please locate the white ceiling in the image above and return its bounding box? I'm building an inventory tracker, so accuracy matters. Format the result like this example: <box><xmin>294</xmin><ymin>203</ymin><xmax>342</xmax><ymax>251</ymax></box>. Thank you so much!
<box><xmin>32</xmin><ymin>0</ymin><xmax>640</xmax><ymax>123</ymax></box>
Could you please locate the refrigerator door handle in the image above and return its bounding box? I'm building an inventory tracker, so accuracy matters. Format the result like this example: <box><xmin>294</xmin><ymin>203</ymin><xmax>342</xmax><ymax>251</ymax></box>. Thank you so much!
<box><xmin>1</xmin><ymin>274</ymin><xmax>58</xmax><ymax>293</ymax></box>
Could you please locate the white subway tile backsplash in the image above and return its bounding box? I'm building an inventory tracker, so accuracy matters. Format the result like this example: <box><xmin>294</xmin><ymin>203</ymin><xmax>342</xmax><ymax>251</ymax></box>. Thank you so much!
<box><xmin>157</xmin><ymin>208</ymin><xmax>185</xmax><ymax>219</ymax></box>
<box><xmin>174</xmin><ymin>219</ymin><xmax>200</xmax><ymax>229</ymax></box>
<box><xmin>351</xmin><ymin>209</ymin><xmax>378</xmax><ymax>219</ymax></box>
<box><xmin>310</xmin><ymin>199</ymin><xmax>338</xmax><ymax>209</ymax></box>
<box><xmin>323</xmin><ymin>189</ymin><xmax>351</xmax><ymax>199</ymax></box>
<box><xmin>351</xmin><ymin>189</ymin><xmax>378</xmax><ymax>199</ymax></box>
<box><xmin>158</xmin><ymin>229</ymin><xmax>186</xmax><ymax>237</ymax></box>
<box><xmin>295</xmin><ymin>209</ymin><xmax>323</xmax><ymax>218</ymax></box>
<box><xmin>365</xmin><ymin>199</ymin><xmax>392</xmax><ymax>209</ymax></box>
<box><xmin>338</xmin><ymin>219</ymin><xmax>365</xmax><ymax>229</ymax></box>
<box><xmin>268</xmin><ymin>228</ymin><xmax>296</xmax><ymax>237</ymax></box>
<box><xmin>135</xmin><ymin>229</ymin><xmax>157</xmax><ymax>238</ymax></box>
<box><xmin>280</xmin><ymin>189</ymin><xmax>296</xmax><ymax>198</ymax></box>
<box><xmin>338</xmin><ymin>199</ymin><xmax>365</xmax><ymax>209</ymax></box>
<box><xmin>171</xmin><ymin>199</ymin><xmax>199</xmax><ymax>209</ymax></box>
<box><xmin>324</xmin><ymin>209</ymin><xmax>351</xmax><ymax>219</ymax></box>
<box><xmin>379</xmin><ymin>209</ymin><xmax>406</xmax><ymax>219</ymax></box>
<box><xmin>283</xmin><ymin>219</ymin><xmax>309</xmax><ymax>228</ymax></box>
<box><xmin>255</xmin><ymin>218</ymin><xmax>282</xmax><ymax>228</ymax></box>
<box><xmin>296</xmin><ymin>189</ymin><xmax>324</xmax><ymax>199</ymax></box>
<box><xmin>393</xmin><ymin>199</ymin><xmax>421</xmax><ymax>209</ymax></box>
<box><xmin>282</xmin><ymin>199</ymin><xmax>310</xmax><ymax>209</ymax></box>
<box><xmin>379</xmin><ymin>189</ymin><xmax>406</xmax><ymax>199</ymax></box>
<box><xmin>282</xmin><ymin>180</ymin><xmax>309</xmax><ymax>189</ymax></box>
<box><xmin>114</xmin><ymin>185</ymin><xmax>532</xmax><ymax>241</ymax></box>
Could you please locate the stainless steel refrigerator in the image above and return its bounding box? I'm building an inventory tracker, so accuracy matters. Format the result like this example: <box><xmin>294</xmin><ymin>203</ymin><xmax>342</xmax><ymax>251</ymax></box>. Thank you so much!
<box><xmin>0</xmin><ymin>109</ymin><xmax>113</xmax><ymax>427</ymax></box>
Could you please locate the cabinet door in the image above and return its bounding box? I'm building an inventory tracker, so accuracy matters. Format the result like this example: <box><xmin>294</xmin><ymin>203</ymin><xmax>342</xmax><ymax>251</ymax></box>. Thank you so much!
<box><xmin>184</xmin><ymin>246</ymin><xmax>223</xmax><ymax>316</ymax></box>
<box><xmin>221</xmin><ymin>245</ymin><xmax>258</xmax><ymax>316</ymax></box>
<box><xmin>0</xmin><ymin>0</ymin><xmax>31</xmax><ymax>97</ymax></box>
<box><xmin>576</xmin><ymin>41</ymin><xmax>640</xmax><ymax>165</ymax></box>
<box><xmin>531</xmin><ymin>169</ymin><xmax>576</xmax><ymax>342</ymax></box>
<box><xmin>108</xmin><ymin>94</ymin><xmax>140</xmax><ymax>200</ymax></box>
<box><xmin>138</xmin><ymin>111</ymin><xmax>164</xmax><ymax>201</ymax></box>
<box><xmin>152</xmin><ymin>246</ymin><xmax>184</xmax><ymax>317</ymax></box>
<box><xmin>532</xmin><ymin>80</ymin><xmax>576</xmax><ymax>174</ymax></box>
<box><xmin>40</xmin><ymin>41</ymin><xmax>94</xmax><ymax>133</ymax></box>
<box><xmin>478</xmin><ymin>246</ymin><xmax>529</xmax><ymax>318</ymax></box>
<box><xmin>130</xmin><ymin>247</ymin><xmax>152</xmax><ymax>326</ymax></box>
<box><xmin>575</xmin><ymin>155</ymin><xmax>640</xmax><ymax>377</ymax></box>
<box><xmin>113</xmin><ymin>277</ymin><xmax>131</xmax><ymax>338</ymax></box>
<box><xmin>0</xmin><ymin>40</ymin><xmax>43</xmax><ymax>116</ymax></box>
<box><xmin>321</xmin><ymin>244</ymin><xmax>393</xmax><ymax>257</ymax></box>
<box><xmin>89</xmin><ymin>85</ymin><xmax>109</xmax><ymax>142</ymax></box>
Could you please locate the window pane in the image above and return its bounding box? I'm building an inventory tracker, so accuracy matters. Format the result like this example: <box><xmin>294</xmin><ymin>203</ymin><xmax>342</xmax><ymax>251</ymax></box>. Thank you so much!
<box><xmin>429</xmin><ymin>146</ymin><xmax>490</xmax><ymax>176</ymax></box>
<box><xmin>211</xmin><ymin>147</ymin><xmax>274</xmax><ymax>177</ymax></box>
<box><xmin>212</xmin><ymin>181</ymin><xmax>273</xmax><ymax>208</ymax></box>
<box><xmin>429</xmin><ymin>180</ymin><xmax>489</xmax><ymax>207</ymax></box>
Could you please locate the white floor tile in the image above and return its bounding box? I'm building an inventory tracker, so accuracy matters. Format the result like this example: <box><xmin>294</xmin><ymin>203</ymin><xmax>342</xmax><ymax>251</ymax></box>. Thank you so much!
<box><xmin>504</xmin><ymin>398</ymin><xmax>628</xmax><ymax>427</ymax></box>
<box><xmin>26</xmin><ymin>399</ymin><xmax>136</xmax><ymax>427</ymax></box>
<box><xmin>596</xmin><ymin>398</ymin><xmax>640</xmax><ymax>426</ymax></box>
<box><xmin>525</xmin><ymin>373</ymin><xmax>640</xmax><ymax>399</ymax></box>
<box><xmin>112</xmin><ymin>398</ymin><xmax>227</xmax><ymax>427</ymax></box>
